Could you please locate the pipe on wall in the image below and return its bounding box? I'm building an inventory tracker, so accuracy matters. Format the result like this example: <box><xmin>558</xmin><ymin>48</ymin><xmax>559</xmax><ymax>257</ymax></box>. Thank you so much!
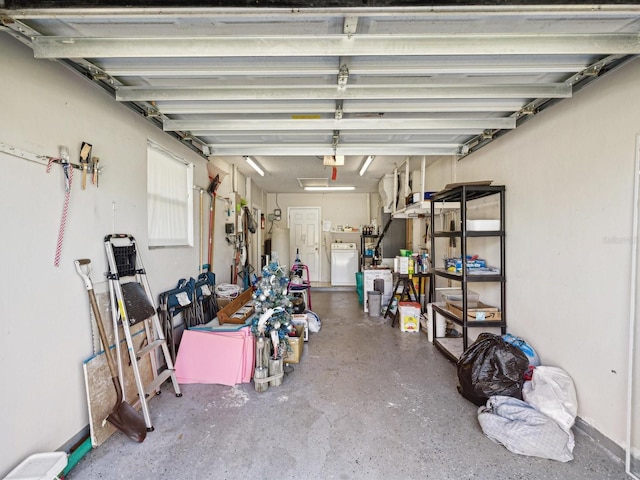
<box><xmin>626</xmin><ymin>134</ymin><xmax>640</xmax><ymax>479</ymax></box>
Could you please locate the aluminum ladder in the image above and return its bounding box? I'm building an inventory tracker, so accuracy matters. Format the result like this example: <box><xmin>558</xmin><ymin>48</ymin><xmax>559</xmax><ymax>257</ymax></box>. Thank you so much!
<box><xmin>104</xmin><ymin>234</ymin><xmax>181</xmax><ymax>432</ymax></box>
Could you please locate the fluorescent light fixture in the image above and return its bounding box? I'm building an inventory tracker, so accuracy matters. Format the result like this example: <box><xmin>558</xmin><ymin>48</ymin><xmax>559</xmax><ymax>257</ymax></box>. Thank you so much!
<box><xmin>245</xmin><ymin>156</ymin><xmax>265</xmax><ymax>176</ymax></box>
<box><xmin>359</xmin><ymin>155</ymin><xmax>375</xmax><ymax>176</ymax></box>
<box><xmin>297</xmin><ymin>178</ymin><xmax>329</xmax><ymax>189</ymax></box>
<box><xmin>304</xmin><ymin>186</ymin><xmax>355</xmax><ymax>191</ymax></box>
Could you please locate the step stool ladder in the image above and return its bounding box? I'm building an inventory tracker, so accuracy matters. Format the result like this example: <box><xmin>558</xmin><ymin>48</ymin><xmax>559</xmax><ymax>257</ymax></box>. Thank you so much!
<box><xmin>104</xmin><ymin>234</ymin><xmax>182</xmax><ymax>432</ymax></box>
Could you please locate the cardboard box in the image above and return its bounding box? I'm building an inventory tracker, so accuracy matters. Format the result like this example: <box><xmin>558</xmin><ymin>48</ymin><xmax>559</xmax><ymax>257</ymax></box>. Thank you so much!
<box><xmin>447</xmin><ymin>302</ymin><xmax>502</xmax><ymax>321</ymax></box>
<box><xmin>363</xmin><ymin>268</ymin><xmax>393</xmax><ymax>313</ymax></box>
<box><xmin>398</xmin><ymin>301</ymin><xmax>421</xmax><ymax>332</ymax></box>
<box><xmin>291</xmin><ymin>314</ymin><xmax>309</xmax><ymax>341</ymax></box>
<box><xmin>284</xmin><ymin>323</ymin><xmax>305</xmax><ymax>364</ymax></box>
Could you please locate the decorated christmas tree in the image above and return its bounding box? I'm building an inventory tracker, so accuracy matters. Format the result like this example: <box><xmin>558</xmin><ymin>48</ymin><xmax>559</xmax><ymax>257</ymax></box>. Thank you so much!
<box><xmin>250</xmin><ymin>261</ymin><xmax>294</xmax><ymax>359</ymax></box>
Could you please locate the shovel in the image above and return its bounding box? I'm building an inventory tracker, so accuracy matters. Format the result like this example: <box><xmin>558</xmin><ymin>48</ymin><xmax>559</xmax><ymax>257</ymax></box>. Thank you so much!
<box><xmin>75</xmin><ymin>259</ymin><xmax>147</xmax><ymax>443</ymax></box>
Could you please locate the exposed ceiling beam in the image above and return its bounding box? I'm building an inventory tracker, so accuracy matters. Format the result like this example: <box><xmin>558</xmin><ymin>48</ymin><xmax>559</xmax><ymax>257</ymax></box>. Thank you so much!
<box><xmin>117</xmin><ymin>84</ymin><xmax>571</xmax><ymax>102</ymax></box>
<box><xmin>206</xmin><ymin>143</ymin><xmax>462</xmax><ymax>156</ymax></box>
<box><xmin>104</xmin><ymin>62</ymin><xmax>591</xmax><ymax>77</ymax></box>
<box><xmin>6</xmin><ymin>5</ymin><xmax>640</xmax><ymax>19</ymax></box>
<box><xmin>189</xmin><ymin>129</ymin><xmax>480</xmax><ymax>138</ymax></box>
<box><xmin>32</xmin><ymin>33</ymin><xmax>640</xmax><ymax>59</ymax></box>
<box><xmin>164</xmin><ymin>117</ymin><xmax>516</xmax><ymax>132</ymax></box>
<box><xmin>156</xmin><ymin>99</ymin><xmax>525</xmax><ymax>114</ymax></box>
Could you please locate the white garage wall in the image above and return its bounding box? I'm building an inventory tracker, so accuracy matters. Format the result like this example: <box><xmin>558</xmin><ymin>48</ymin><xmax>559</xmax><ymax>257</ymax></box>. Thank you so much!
<box><xmin>266</xmin><ymin>192</ymin><xmax>370</xmax><ymax>283</ymax></box>
<box><xmin>425</xmin><ymin>58</ymin><xmax>640</xmax><ymax>450</ymax></box>
<box><xmin>0</xmin><ymin>34</ymin><xmax>248</xmax><ymax>475</ymax></box>
<box><xmin>2</xmin><ymin>26</ymin><xmax>638</xmax><ymax>472</ymax></box>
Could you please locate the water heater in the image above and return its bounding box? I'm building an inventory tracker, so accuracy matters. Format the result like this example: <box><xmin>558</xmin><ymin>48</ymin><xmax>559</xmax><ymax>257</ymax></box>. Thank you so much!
<box><xmin>271</xmin><ymin>227</ymin><xmax>290</xmax><ymax>267</ymax></box>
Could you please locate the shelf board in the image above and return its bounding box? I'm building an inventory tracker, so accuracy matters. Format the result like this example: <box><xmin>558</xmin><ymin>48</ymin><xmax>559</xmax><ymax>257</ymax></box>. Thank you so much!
<box><xmin>433</xmin><ymin>337</ymin><xmax>464</xmax><ymax>361</ymax></box>
<box><xmin>432</xmin><ymin>268</ymin><xmax>504</xmax><ymax>282</ymax></box>
<box><xmin>433</xmin><ymin>230</ymin><xmax>504</xmax><ymax>238</ymax></box>
<box><xmin>431</xmin><ymin>184</ymin><xmax>505</xmax><ymax>203</ymax></box>
<box><xmin>431</xmin><ymin>304</ymin><xmax>505</xmax><ymax>328</ymax></box>
<box><xmin>392</xmin><ymin>200</ymin><xmax>459</xmax><ymax>219</ymax></box>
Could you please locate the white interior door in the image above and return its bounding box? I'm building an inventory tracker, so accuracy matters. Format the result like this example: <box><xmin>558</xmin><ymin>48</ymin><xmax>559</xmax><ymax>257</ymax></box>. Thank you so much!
<box><xmin>288</xmin><ymin>207</ymin><xmax>320</xmax><ymax>282</ymax></box>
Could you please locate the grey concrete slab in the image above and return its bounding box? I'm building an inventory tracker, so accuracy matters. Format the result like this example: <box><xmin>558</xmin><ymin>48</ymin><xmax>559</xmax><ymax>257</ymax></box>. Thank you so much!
<box><xmin>67</xmin><ymin>291</ymin><xmax>628</xmax><ymax>480</ymax></box>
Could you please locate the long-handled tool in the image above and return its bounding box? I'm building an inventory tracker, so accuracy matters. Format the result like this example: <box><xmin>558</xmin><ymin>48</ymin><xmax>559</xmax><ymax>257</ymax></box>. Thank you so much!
<box><xmin>199</xmin><ymin>187</ymin><xmax>204</xmax><ymax>273</ymax></box>
<box><xmin>207</xmin><ymin>174</ymin><xmax>221</xmax><ymax>272</ymax></box>
<box><xmin>75</xmin><ymin>258</ymin><xmax>147</xmax><ymax>443</ymax></box>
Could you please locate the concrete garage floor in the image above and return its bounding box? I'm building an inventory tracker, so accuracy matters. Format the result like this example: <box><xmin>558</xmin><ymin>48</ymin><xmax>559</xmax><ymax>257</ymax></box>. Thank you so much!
<box><xmin>68</xmin><ymin>291</ymin><xmax>627</xmax><ymax>480</ymax></box>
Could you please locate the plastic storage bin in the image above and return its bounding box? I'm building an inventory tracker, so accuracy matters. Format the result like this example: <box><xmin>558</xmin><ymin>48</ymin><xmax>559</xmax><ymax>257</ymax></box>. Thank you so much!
<box><xmin>440</xmin><ymin>289</ymin><xmax>479</xmax><ymax>308</ymax></box>
<box><xmin>4</xmin><ymin>452</ymin><xmax>67</xmax><ymax>480</ymax></box>
<box><xmin>356</xmin><ymin>271</ymin><xmax>364</xmax><ymax>305</ymax></box>
<box><xmin>466</xmin><ymin>219</ymin><xmax>500</xmax><ymax>231</ymax></box>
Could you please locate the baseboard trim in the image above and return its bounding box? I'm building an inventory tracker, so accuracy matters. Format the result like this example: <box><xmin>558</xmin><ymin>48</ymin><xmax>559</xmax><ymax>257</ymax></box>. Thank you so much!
<box><xmin>58</xmin><ymin>425</ymin><xmax>90</xmax><ymax>453</ymax></box>
<box><xmin>574</xmin><ymin>416</ymin><xmax>625</xmax><ymax>461</ymax></box>
<box><xmin>313</xmin><ymin>286</ymin><xmax>356</xmax><ymax>292</ymax></box>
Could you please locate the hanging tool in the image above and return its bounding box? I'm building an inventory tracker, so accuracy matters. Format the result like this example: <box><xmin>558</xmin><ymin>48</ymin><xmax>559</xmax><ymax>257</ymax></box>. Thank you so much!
<box><xmin>424</xmin><ymin>218</ymin><xmax>430</xmax><ymax>245</ymax></box>
<box><xmin>198</xmin><ymin>187</ymin><xmax>204</xmax><ymax>273</ymax></box>
<box><xmin>206</xmin><ymin>174</ymin><xmax>221</xmax><ymax>272</ymax></box>
<box><xmin>91</xmin><ymin>157</ymin><xmax>100</xmax><ymax>186</ymax></box>
<box><xmin>47</xmin><ymin>157</ymin><xmax>74</xmax><ymax>267</ymax></box>
<box><xmin>239</xmin><ymin>206</ymin><xmax>256</xmax><ymax>288</ymax></box>
<box><xmin>79</xmin><ymin>142</ymin><xmax>92</xmax><ymax>190</ymax></box>
<box><xmin>450</xmin><ymin>215</ymin><xmax>457</xmax><ymax>248</ymax></box>
<box><xmin>74</xmin><ymin>258</ymin><xmax>147</xmax><ymax>443</ymax></box>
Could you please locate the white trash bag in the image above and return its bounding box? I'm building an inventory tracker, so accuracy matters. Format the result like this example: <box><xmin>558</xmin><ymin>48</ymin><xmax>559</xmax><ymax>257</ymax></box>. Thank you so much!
<box><xmin>478</xmin><ymin>395</ymin><xmax>575</xmax><ymax>462</ymax></box>
<box><xmin>522</xmin><ymin>366</ymin><xmax>578</xmax><ymax>433</ymax></box>
<box><xmin>306</xmin><ymin>310</ymin><xmax>321</xmax><ymax>333</ymax></box>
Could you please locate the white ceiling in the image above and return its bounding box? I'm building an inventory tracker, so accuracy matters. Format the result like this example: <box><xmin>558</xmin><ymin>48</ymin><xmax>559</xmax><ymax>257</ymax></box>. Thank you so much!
<box><xmin>2</xmin><ymin>3</ymin><xmax>640</xmax><ymax>193</ymax></box>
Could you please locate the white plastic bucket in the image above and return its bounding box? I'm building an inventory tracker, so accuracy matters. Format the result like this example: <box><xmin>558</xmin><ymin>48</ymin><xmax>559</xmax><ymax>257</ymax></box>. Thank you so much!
<box><xmin>430</xmin><ymin>302</ymin><xmax>447</xmax><ymax>338</ymax></box>
<box><xmin>435</xmin><ymin>312</ymin><xmax>447</xmax><ymax>337</ymax></box>
<box><xmin>426</xmin><ymin>304</ymin><xmax>434</xmax><ymax>342</ymax></box>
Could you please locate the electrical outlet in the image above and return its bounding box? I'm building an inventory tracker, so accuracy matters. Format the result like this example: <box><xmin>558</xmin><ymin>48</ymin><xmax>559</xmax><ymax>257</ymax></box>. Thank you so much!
<box><xmin>274</xmin><ymin>208</ymin><xmax>282</xmax><ymax>221</ymax></box>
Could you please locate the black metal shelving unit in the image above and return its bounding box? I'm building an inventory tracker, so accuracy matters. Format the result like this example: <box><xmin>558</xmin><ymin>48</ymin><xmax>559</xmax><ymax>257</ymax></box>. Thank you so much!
<box><xmin>360</xmin><ymin>234</ymin><xmax>379</xmax><ymax>271</ymax></box>
<box><xmin>430</xmin><ymin>184</ymin><xmax>507</xmax><ymax>361</ymax></box>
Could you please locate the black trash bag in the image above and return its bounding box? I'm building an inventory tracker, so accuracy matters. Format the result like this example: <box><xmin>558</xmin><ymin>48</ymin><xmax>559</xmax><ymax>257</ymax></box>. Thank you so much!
<box><xmin>457</xmin><ymin>333</ymin><xmax>529</xmax><ymax>406</ymax></box>
<box><xmin>291</xmin><ymin>293</ymin><xmax>306</xmax><ymax>314</ymax></box>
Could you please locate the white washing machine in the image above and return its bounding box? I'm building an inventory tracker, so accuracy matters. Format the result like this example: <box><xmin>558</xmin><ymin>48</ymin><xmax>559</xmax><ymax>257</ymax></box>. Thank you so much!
<box><xmin>331</xmin><ymin>242</ymin><xmax>359</xmax><ymax>286</ymax></box>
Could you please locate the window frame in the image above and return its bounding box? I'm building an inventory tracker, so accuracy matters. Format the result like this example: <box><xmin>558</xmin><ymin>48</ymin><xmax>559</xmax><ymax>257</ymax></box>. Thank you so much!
<box><xmin>147</xmin><ymin>140</ymin><xmax>194</xmax><ymax>248</ymax></box>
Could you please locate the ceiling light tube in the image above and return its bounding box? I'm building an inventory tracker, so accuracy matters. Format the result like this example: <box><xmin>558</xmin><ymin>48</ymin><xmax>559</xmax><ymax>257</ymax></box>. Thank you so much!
<box><xmin>245</xmin><ymin>156</ymin><xmax>265</xmax><ymax>176</ymax></box>
<box><xmin>359</xmin><ymin>155</ymin><xmax>375</xmax><ymax>176</ymax></box>
<box><xmin>304</xmin><ymin>186</ymin><xmax>355</xmax><ymax>191</ymax></box>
